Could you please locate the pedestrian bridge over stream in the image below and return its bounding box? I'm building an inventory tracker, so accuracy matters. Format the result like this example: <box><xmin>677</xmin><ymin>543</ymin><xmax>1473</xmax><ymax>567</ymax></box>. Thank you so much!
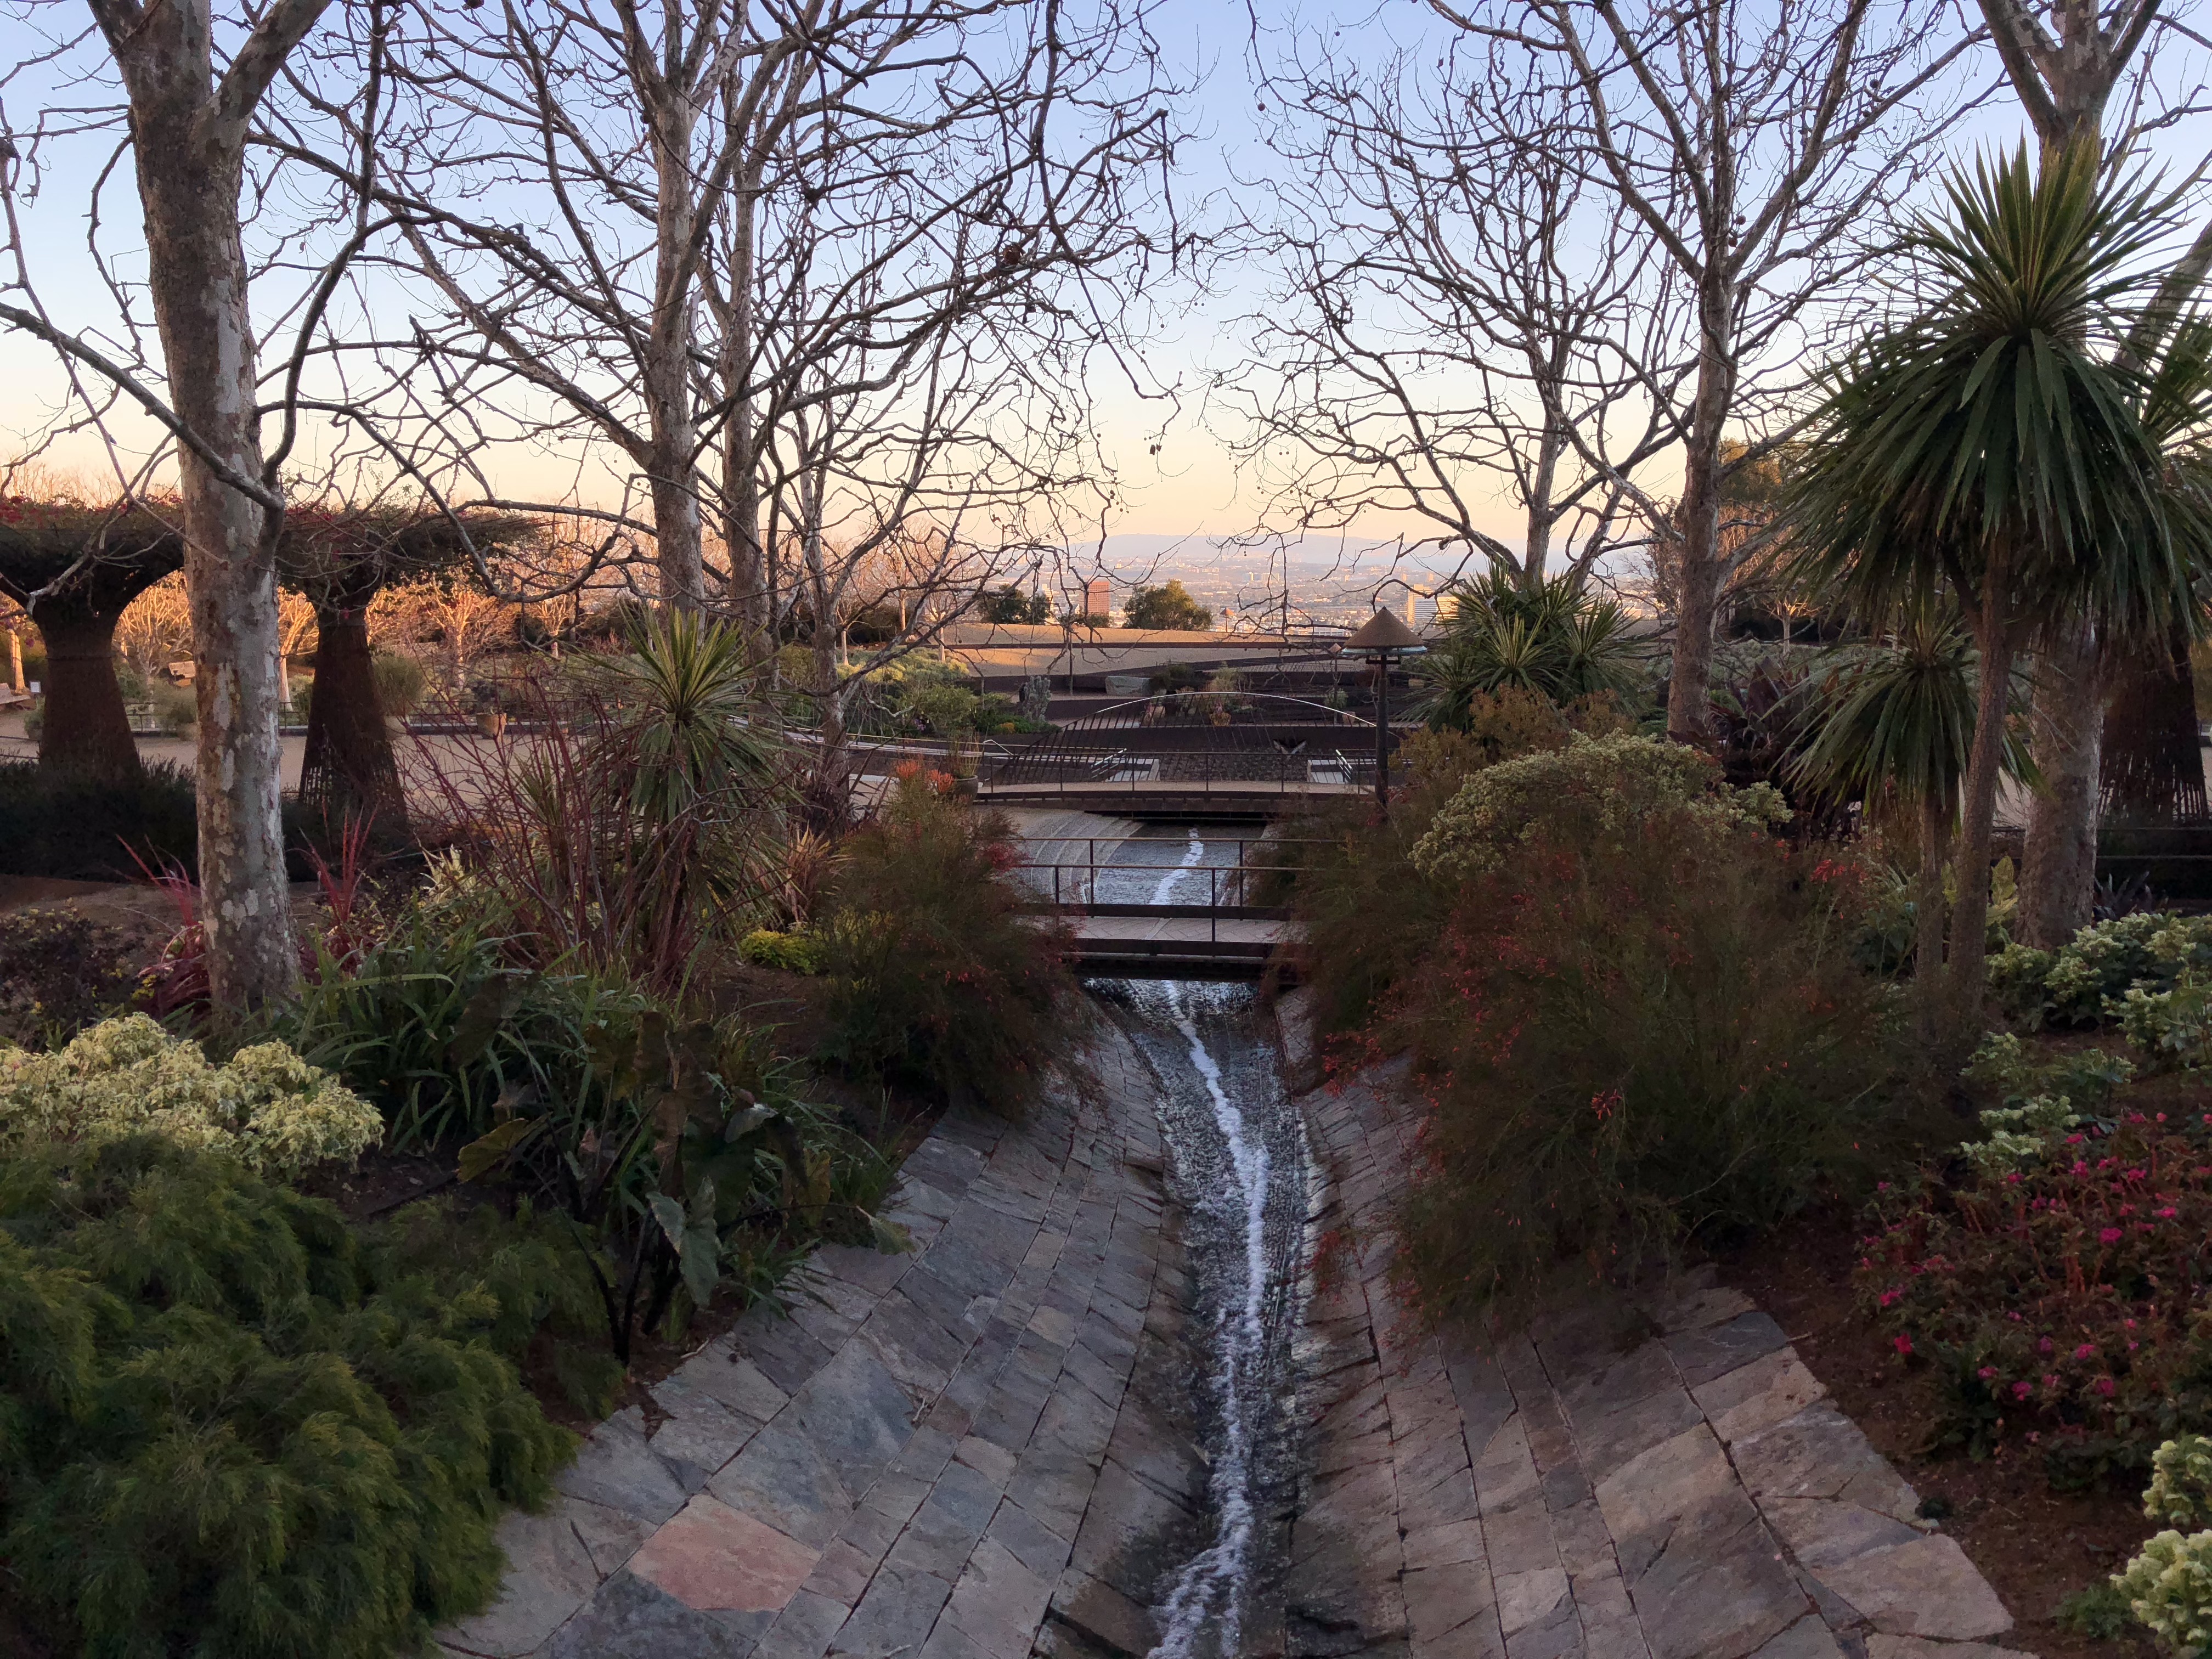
<box><xmin>1007</xmin><ymin>814</ymin><xmax>1305</xmax><ymax>983</ymax></box>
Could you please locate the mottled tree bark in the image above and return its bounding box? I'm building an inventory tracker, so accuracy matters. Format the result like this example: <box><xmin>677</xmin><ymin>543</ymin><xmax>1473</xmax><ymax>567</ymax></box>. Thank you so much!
<box><xmin>93</xmin><ymin>0</ymin><xmax>331</xmax><ymax>1006</ymax></box>
<box><xmin>1915</xmin><ymin>789</ymin><xmax>1949</xmax><ymax>1041</ymax></box>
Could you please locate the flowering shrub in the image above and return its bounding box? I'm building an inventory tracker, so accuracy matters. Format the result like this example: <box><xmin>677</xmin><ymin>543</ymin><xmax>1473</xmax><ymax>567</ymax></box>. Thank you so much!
<box><xmin>1391</xmin><ymin>780</ymin><xmax>1886</xmax><ymax>1323</ymax></box>
<box><xmin>1410</xmin><ymin>732</ymin><xmax>1789</xmax><ymax>885</ymax></box>
<box><xmin>1862</xmin><ymin>1102</ymin><xmax>2212</xmax><ymax>1465</ymax></box>
<box><xmin>0</xmin><ymin>1014</ymin><xmax>381</xmax><ymax>1175</ymax></box>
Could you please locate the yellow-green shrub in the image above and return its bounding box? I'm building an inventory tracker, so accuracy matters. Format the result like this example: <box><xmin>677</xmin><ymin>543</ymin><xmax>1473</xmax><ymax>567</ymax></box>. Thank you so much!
<box><xmin>0</xmin><ymin>1014</ymin><xmax>382</xmax><ymax>1175</ymax></box>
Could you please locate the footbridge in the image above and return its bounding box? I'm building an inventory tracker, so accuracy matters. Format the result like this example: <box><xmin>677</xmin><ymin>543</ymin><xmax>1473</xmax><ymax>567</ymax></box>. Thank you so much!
<box><xmin>1010</xmin><ymin>819</ymin><xmax>1309</xmax><ymax>982</ymax></box>
<box><xmin>980</xmin><ymin>691</ymin><xmax>1397</xmax><ymax>819</ymax></box>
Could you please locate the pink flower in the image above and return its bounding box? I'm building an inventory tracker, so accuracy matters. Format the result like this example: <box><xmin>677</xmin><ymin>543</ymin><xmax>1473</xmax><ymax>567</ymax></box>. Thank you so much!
<box><xmin>2039</xmin><ymin>1336</ymin><xmax>2056</xmax><ymax>1356</ymax></box>
<box><xmin>2160</xmin><ymin>1208</ymin><xmax>2179</xmax><ymax>1220</ymax></box>
<box><xmin>2097</xmin><ymin>1377</ymin><xmax>2117</xmax><ymax>1397</ymax></box>
<box><xmin>2075</xmin><ymin>1344</ymin><xmax>2097</xmax><ymax>1361</ymax></box>
<box><xmin>2100</xmin><ymin>1227</ymin><xmax>2125</xmax><ymax>1245</ymax></box>
<box><xmin>2013</xmin><ymin>1381</ymin><xmax>2033</xmax><ymax>1400</ymax></box>
<box><xmin>1892</xmin><ymin>1335</ymin><xmax>1914</xmax><ymax>1357</ymax></box>
<box><xmin>1977</xmin><ymin>1367</ymin><xmax>1998</xmax><ymax>1381</ymax></box>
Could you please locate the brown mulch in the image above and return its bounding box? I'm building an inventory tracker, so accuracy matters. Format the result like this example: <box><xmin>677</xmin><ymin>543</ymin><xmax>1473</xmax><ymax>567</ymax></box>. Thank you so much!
<box><xmin>1725</xmin><ymin>1206</ymin><xmax>2155</xmax><ymax>1658</ymax></box>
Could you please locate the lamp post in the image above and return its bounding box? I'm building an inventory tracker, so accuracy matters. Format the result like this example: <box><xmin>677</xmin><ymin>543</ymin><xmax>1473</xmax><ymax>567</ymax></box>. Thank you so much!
<box><xmin>1342</xmin><ymin>606</ymin><xmax>1423</xmax><ymax>814</ymax></box>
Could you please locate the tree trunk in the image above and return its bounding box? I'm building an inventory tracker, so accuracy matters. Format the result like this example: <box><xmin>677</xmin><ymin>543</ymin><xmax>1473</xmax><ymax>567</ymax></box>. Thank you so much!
<box><xmin>135</xmin><ymin>95</ymin><xmax>296</xmax><ymax>1006</ymax></box>
<box><xmin>721</xmin><ymin>167</ymin><xmax>765</xmax><ymax>636</ymax></box>
<box><xmin>1948</xmin><ymin>555</ymin><xmax>2018</xmax><ymax>1036</ymax></box>
<box><xmin>300</xmin><ymin>602</ymin><xmax>404</xmax><ymax>834</ymax></box>
<box><xmin>30</xmin><ymin>608</ymin><xmax>140</xmax><ymax>780</ymax></box>
<box><xmin>2100</xmin><ymin>619</ymin><xmax>2205</xmax><ymax>826</ymax></box>
<box><xmin>1915</xmin><ymin>789</ymin><xmax>1949</xmax><ymax>1042</ymax></box>
<box><xmin>2017</xmin><ymin>623</ymin><xmax>2105</xmax><ymax>946</ymax></box>
<box><xmin>1665</xmin><ymin>285</ymin><xmax>1735</xmax><ymax>748</ymax></box>
<box><xmin>802</xmin><ymin>630</ymin><xmax>851</xmax><ymax>834</ymax></box>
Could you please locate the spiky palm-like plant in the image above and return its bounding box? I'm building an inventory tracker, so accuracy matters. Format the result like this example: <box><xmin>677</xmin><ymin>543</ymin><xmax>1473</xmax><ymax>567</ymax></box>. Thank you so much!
<box><xmin>1418</xmin><ymin>570</ymin><xmax>1644</xmax><ymax>728</ymax></box>
<box><xmin>1794</xmin><ymin>611</ymin><xmax>2034</xmax><ymax>1029</ymax></box>
<box><xmin>1790</xmin><ymin>141</ymin><xmax>2188</xmax><ymax>1032</ymax></box>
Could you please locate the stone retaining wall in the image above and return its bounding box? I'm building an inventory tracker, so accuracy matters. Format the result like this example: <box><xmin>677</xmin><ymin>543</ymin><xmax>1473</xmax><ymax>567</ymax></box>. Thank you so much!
<box><xmin>1278</xmin><ymin>986</ymin><xmax>2033</xmax><ymax>1659</ymax></box>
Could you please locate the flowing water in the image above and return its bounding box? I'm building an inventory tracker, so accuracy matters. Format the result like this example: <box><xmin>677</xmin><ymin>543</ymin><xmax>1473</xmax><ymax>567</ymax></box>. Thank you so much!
<box><xmin>1087</xmin><ymin>826</ymin><xmax>1316</xmax><ymax>1659</ymax></box>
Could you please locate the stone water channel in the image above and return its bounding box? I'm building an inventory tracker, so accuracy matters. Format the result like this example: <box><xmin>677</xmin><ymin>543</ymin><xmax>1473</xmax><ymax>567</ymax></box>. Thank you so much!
<box><xmin>441</xmin><ymin>822</ymin><xmax>2029</xmax><ymax>1659</ymax></box>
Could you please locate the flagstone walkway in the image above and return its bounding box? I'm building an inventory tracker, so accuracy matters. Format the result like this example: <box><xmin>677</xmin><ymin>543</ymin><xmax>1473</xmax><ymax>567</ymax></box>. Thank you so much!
<box><xmin>439</xmin><ymin>1022</ymin><xmax>1212</xmax><ymax>1659</ymax></box>
<box><xmin>441</xmin><ymin>990</ymin><xmax>2034</xmax><ymax>1659</ymax></box>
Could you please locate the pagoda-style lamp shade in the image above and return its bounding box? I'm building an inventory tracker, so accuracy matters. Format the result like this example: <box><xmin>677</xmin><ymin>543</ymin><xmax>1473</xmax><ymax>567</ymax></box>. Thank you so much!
<box><xmin>1345</xmin><ymin>607</ymin><xmax>1424</xmax><ymax>813</ymax></box>
<box><xmin>1344</xmin><ymin>606</ymin><xmax>1421</xmax><ymax>654</ymax></box>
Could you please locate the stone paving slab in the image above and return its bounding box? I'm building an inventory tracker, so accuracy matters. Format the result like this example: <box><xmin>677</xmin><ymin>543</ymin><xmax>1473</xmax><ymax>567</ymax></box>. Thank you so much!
<box><xmin>1277</xmin><ymin>985</ymin><xmax>2032</xmax><ymax>1659</ymax></box>
<box><xmin>442</xmin><ymin>1021</ymin><xmax>1205</xmax><ymax>1659</ymax></box>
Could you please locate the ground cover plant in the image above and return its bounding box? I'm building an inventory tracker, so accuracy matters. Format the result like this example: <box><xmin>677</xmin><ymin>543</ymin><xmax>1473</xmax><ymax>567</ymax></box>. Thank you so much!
<box><xmin>0</xmin><ymin>759</ymin><xmax>198</xmax><ymax>882</ymax></box>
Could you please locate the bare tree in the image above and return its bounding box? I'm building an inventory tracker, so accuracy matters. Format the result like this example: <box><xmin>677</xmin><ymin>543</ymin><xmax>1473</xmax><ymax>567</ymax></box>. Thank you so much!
<box><xmin>1977</xmin><ymin>0</ymin><xmax>2212</xmax><ymax>946</ymax></box>
<box><xmin>1235</xmin><ymin>24</ymin><xmax>1692</xmax><ymax>595</ymax></box>
<box><xmin>1444</xmin><ymin>0</ymin><xmax>1978</xmax><ymax>742</ymax></box>
<box><xmin>0</xmin><ymin>0</ymin><xmax>405</xmax><ymax>1005</ymax></box>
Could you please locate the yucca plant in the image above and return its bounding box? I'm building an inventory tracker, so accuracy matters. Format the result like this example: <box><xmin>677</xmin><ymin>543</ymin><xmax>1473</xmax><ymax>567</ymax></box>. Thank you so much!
<box><xmin>1793</xmin><ymin>608</ymin><xmax>2035</xmax><ymax>1033</ymax></box>
<box><xmin>1788</xmin><ymin>140</ymin><xmax>2195</xmax><ymax>1035</ymax></box>
<box><xmin>1418</xmin><ymin>569</ymin><xmax>1644</xmax><ymax>727</ymax></box>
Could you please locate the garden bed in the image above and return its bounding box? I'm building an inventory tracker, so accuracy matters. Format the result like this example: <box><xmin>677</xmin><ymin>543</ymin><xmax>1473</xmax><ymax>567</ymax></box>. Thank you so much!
<box><xmin>1728</xmin><ymin>1205</ymin><xmax>2157</xmax><ymax>1656</ymax></box>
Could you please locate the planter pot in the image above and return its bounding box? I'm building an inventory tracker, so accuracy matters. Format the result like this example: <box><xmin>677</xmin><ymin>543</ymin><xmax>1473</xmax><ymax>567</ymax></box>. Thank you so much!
<box><xmin>953</xmin><ymin>777</ymin><xmax>980</xmax><ymax>799</ymax></box>
<box><xmin>477</xmin><ymin>710</ymin><xmax>509</xmax><ymax>738</ymax></box>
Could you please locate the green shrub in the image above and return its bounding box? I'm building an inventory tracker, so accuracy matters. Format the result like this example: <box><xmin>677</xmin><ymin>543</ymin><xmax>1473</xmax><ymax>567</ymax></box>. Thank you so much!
<box><xmin>817</xmin><ymin>766</ymin><xmax>1080</xmax><ymax>1113</ymax></box>
<box><xmin>0</xmin><ymin>758</ymin><xmax>198</xmax><ymax>880</ymax></box>
<box><xmin>2055</xmin><ymin>1581</ymin><xmax>2139</xmax><ymax>1641</ymax></box>
<box><xmin>1410</xmin><ymin>731</ymin><xmax>1788</xmax><ymax>884</ymax></box>
<box><xmin>1957</xmin><ymin>1033</ymin><xmax>2133</xmax><ymax>1175</ymax></box>
<box><xmin>0</xmin><ymin>906</ymin><xmax>140</xmax><ymax>1046</ymax></box>
<box><xmin>0</xmin><ymin>1136</ymin><xmax>573</xmax><ymax>1659</ymax></box>
<box><xmin>0</xmin><ymin>1014</ymin><xmax>382</xmax><ymax>1176</ymax></box>
<box><xmin>1391</xmin><ymin>752</ymin><xmax>1884</xmax><ymax>1322</ymax></box>
<box><xmin>740</xmin><ymin>928</ymin><xmax>828</xmax><ymax>974</ymax></box>
<box><xmin>1996</xmin><ymin>912</ymin><xmax>2212</xmax><ymax>1030</ymax></box>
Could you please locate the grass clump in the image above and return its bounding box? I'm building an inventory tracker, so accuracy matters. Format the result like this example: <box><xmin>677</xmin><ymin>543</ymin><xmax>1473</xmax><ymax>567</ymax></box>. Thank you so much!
<box><xmin>0</xmin><ymin>759</ymin><xmax>198</xmax><ymax>881</ymax></box>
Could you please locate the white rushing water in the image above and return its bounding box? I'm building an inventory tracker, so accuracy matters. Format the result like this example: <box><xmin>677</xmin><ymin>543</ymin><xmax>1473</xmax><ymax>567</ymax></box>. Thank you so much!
<box><xmin>1146</xmin><ymin>831</ymin><xmax>1274</xmax><ymax>1659</ymax></box>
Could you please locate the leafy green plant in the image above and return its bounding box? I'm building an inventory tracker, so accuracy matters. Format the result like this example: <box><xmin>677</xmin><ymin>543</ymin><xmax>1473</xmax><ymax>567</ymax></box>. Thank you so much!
<box><xmin>457</xmin><ymin>1007</ymin><xmax>897</xmax><ymax>1363</ymax></box>
<box><xmin>1959</xmin><ymin>1032</ymin><xmax>2134</xmax><ymax>1173</ymax></box>
<box><xmin>816</xmin><ymin>765</ymin><xmax>1080</xmax><ymax>1114</ymax></box>
<box><xmin>0</xmin><ymin>1014</ymin><xmax>383</xmax><ymax>1176</ymax></box>
<box><xmin>0</xmin><ymin>1135</ymin><xmax>573</xmax><ymax>1659</ymax></box>
<box><xmin>1417</xmin><ymin>570</ymin><xmax>1645</xmax><ymax>727</ymax></box>
<box><xmin>2056</xmin><ymin>1581</ymin><xmax>2140</xmax><ymax>1641</ymax></box>
<box><xmin>372</xmin><ymin>648</ymin><xmax>427</xmax><ymax>718</ymax></box>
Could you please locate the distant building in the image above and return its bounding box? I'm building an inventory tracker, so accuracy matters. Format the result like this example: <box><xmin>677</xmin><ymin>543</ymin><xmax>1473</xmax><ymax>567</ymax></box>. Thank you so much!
<box><xmin>1084</xmin><ymin>576</ymin><xmax>1111</xmax><ymax>619</ymax></box>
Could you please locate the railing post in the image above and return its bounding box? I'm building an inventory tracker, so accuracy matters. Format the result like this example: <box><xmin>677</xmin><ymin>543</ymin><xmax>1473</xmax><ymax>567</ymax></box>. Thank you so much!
<box><xmin>1211</xmin><ymin>866</ymin><xmax>1218</xmax><ymax>944</ymax></box>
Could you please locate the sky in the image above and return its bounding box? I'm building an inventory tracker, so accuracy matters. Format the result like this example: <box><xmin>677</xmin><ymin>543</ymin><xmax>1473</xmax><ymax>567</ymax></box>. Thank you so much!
<box><xmin>3</xmin><ymin>1</ymin><xmax>2210</xmax><ymax>589</ymax></box>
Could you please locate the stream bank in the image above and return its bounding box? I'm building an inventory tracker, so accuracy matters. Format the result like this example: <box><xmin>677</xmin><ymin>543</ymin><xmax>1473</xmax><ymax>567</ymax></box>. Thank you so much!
<box><xmin>438</xmin><ymin>899</ymin><xmax>2024</xmax><ymax>1659</ymax></box>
